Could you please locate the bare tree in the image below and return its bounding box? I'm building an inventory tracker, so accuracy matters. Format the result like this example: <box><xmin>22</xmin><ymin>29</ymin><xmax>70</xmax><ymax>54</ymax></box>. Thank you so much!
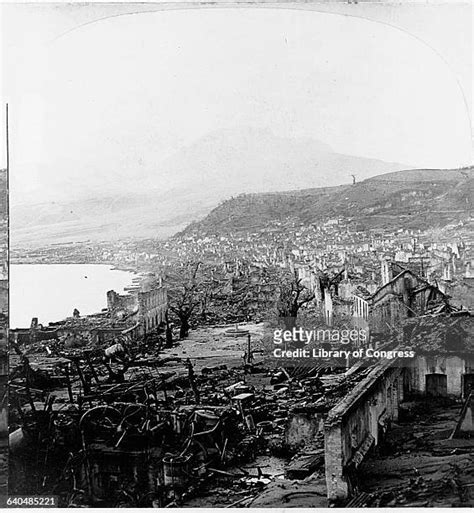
<box><xmin>276</xmin><ymin>268</ymin><xmax>315</xmax><ymax>330</ymax></box>
<box><xmin>197</xmin><ymin>274</ymin><xmax>221</xmax><ymax>323</ymax></box>
<box><xmin>166</xmin><ymin>261</ymin><xmax>208</xmax><ymax>339</ymax></box>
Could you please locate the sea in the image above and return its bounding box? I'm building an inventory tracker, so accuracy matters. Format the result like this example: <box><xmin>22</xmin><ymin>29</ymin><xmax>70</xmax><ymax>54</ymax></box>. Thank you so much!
<box><xmin>10</xmin><ymin>263</ymin><xmax>136</xmax><ymax>329</ymax></box>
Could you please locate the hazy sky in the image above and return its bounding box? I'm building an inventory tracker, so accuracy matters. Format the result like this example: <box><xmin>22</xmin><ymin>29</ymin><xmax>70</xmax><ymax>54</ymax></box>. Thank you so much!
<box><xmin>1</xmin><ymin>3</ymin><xmax>472</xmax><ymax>205</ymax></box>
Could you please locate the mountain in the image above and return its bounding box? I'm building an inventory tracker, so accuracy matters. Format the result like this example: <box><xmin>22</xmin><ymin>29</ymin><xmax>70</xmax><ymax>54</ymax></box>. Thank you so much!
<box><xmin>149</xmin><ymin>128</ymin><xmax>407</xmax><ymax>194</ymax></box>
<box><xmin>181</xmin><ymin>167</ymin><xmax>474</xmax><ymax>236</ymax></box>
<box><xmin>11</xmin><ymin>128</ymin><xmax>410</xmax><ymax>247</ymax></box>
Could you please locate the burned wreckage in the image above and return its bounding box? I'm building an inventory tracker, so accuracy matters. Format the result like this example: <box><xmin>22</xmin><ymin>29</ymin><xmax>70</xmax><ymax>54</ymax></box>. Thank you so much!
<box><xmin>8</xmin><ymin>271</ymin><xmax>474</xmax><ymax>507</ymax></box>
<box><xmin>8</xmin><ymin>278</ymin><xmax>285</xmax><ymax>507</ymax></box>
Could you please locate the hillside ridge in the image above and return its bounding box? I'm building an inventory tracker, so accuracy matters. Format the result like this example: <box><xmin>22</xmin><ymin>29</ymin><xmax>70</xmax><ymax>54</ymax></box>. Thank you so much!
<box><xmin>181</xmin><ymin>167</ymin><xmax>474</xmax><ymax>236</ymax></box>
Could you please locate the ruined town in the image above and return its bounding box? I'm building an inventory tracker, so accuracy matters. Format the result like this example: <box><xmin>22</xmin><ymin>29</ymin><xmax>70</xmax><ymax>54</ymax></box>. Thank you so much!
<box><xmin>8</xmin><ymin>168</ymin><xmax>474</xmax><ymax>508</ymax></box>
<box><xmin>3</xmin><ymin>1</ymin><xmax>473</xmax><ymax>507</ymax></box>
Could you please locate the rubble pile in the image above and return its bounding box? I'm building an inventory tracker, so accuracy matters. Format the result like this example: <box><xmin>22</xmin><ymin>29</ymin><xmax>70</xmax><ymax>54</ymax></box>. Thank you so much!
<box><xmin>8</xmin><ymin>322</ymin><xmax>372</xmax><ymax>507</ymax></box>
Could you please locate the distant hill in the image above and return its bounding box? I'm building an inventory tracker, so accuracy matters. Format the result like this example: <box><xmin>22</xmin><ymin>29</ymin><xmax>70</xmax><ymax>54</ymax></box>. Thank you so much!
<box><xmin>368</xmin><ymin>168</ymin><xmax>474</xmax><ymax>182</ymax></box>
<box><xmin>11</xmin><ymin>186</ymin><xmax>218</xmax><ymax>247</ymax></box>
<box><xmin>181</xmin><ymin>167</ymin><xmax>474</xmax><ymax>236</ymax></box>
<box><xmin>11</xmin><ymin>128</ymin><xmax>409</xmax><ymax>247</ymax></box>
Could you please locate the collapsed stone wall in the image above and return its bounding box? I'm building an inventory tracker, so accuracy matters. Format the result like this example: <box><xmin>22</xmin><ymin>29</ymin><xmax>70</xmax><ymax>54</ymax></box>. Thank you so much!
<box><xmin>107</xmin><ymin>285</ymin><xmax>168</xmax><ymax>336</ymax></box>
<box><xmin>324</xmin><ymin>359</ymin><xmax>404</xmax><ymax>502</ymax></box>
<box><xmin>107</xmin><ymin>290</ymin><xmax>138</xmax><ymax>317</ymax></box>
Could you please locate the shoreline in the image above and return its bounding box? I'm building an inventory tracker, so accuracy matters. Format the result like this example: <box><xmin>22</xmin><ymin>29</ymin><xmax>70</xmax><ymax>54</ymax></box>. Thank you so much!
<box><xmin>10</xmin><ymin>263</ymin><xmax>144</xmax><ymax>329</ymax></box>
<box><xmin>10</xmin><ymin>261</ymin><xmax>140</xmax><ymax>275</ymax></box>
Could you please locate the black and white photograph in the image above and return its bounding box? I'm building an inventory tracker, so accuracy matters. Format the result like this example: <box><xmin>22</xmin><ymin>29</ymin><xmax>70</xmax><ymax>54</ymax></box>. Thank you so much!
<box><xmin>1</xmin><ymin>0</ymin><xmax>473</xmax><ymax>508</ymax></box>
<box><xmin>0</xmin><ymin>106</ymin><xmax>8</xmax><ymax>504</ymax></box>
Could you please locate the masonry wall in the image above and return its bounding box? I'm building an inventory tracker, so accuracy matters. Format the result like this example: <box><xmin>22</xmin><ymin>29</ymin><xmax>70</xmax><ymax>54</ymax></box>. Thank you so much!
<box><xmin>138</xmin><ymin>287</ymin><xmax>167</xmax><ymax>334</ymax></box>
<box><xmin>324</xmin><ymin>361</ymin><xmax>404</xmax><ymax>502</ymax></box>
<box><xmin>325</xmin><ymin>424</ymin><xmax>346</xmax><ymax>499</ymax></box>
<box><xmin>404</xmin><ymin>355</ymin><xmax>474</xmax><ymax>397</ymax></box>
<box><xmin>107</xmin><ymin>290</ymin><xmax>138</xmax><ymax>316</ymax></box>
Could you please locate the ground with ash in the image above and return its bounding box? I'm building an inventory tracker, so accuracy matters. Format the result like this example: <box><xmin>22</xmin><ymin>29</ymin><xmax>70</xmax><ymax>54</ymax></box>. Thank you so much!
<box><xmin>8</xmin><ymin>322</ymin><xmax>474</xmax><ymax>507</ymax></box>
<box><xmin>358</xmin><ymin>401</ymin><xmax>474</xmax><ymax>507</ymax></box>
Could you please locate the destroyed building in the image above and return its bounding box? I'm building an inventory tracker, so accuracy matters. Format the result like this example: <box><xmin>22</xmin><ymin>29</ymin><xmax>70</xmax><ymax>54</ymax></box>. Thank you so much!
<box><xmin>324</xmin><ymin>358</ymin><xmax>404</xmax><ymax>502</ymax></box>
<box><xmin>370</xmin><ymin>267</ymin><xmax>449</xmax><ymax>334</ymax></box>
<box><xmin>323</xmin><ymin>311</ymin><xmax>474</xmax><ymax>506</ymax></box>
<box><xmin>402</xmin><ymin>313</ymin><xmax>474</xmax><ymax>398</ymax></box>
<box><xmin>314</xmin><ymin>262</ymin><xmax>449</xmax><ymax>347</ymax></box>
<box><xmin>107</xmin><ymin>273</ymin><xmax>168</xmax><ymax>338</ymax></box>
<box><xmin>11</xmin><ymin>274</ymin><xmax>168</xmax><ymax>349</ymax></box>
<box><xmin>348</xmin><ymin>263</ymin><xmax>450</xmax><ymax>346</ymax></box>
